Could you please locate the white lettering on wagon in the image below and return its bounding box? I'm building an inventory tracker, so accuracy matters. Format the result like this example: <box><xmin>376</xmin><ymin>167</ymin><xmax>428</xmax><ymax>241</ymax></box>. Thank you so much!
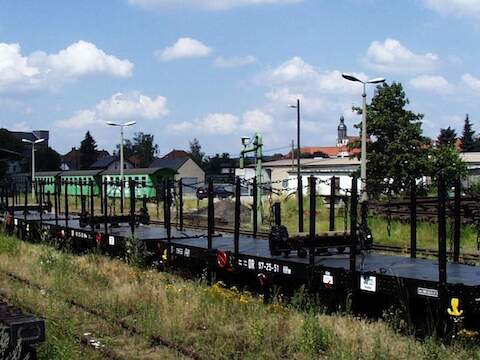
<box><xmin>417</xmin><ymin>287</ymin><xmax>438</xmax><ymax>298</ymax></box>
<box><xmin>173</xmin><ymin>247</ymin><xmax>190</xmax><ymax>257</ymax></box>
<box><xmin>73</xmin><ymin>231</ymin><xmax>88</xmax><ymax>239</ymax></box>
<box><xmin>237</xmin><ymin>258</ymin><xmax>291</xmax><ymax>275</ymax></box>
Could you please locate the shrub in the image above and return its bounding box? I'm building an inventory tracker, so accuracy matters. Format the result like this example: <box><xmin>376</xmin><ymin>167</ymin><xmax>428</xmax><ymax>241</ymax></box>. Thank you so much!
<box><xmin>300</xmin><ymin>312</ymin><xmax>332</xmax><ymax>356</ymax></box>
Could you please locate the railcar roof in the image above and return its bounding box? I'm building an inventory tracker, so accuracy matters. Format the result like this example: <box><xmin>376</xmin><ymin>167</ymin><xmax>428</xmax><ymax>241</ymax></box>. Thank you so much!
<box><xmin>61</xmin><ymin>170</ymin><xmax>104</xmax><ymax>177</ymax></box>
<box><xmin>100</xmin><ymin>167</ymin><xmax>177</xmax><ymax>176</ymax></box>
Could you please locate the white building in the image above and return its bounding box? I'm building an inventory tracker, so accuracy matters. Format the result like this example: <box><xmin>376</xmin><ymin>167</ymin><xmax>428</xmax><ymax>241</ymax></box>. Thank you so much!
<box><xmin>460</xmin><ymin>152</ymin><xmax>480</xmax><ymax>187</ymax></box>
<box><xmin>238</xmin><ymin>157</ymin><xmax>360</xmax><ymax>196</ymax></box>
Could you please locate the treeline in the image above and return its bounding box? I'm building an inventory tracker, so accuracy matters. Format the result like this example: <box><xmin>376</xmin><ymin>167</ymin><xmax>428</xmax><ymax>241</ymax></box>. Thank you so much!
<box><xmin>79</xmin><ymin>131</ymin><xmax>159</xmax><ymax>169</ymax></box>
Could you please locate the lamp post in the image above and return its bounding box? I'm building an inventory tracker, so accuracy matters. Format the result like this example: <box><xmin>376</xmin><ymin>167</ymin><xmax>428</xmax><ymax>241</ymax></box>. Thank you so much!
<box><xmin>341</xmin><ymin>74</ymin><xmax>385</xmax><ymax>203</ymax></box>
<box><xmin>289</xmin><ymin>99</ymin><xmax>303</xmax><ymax>232</ymax></box>
<box><xmin>106</xmin><ymin>121</ymin><xmax>136</xmax><ymax>208</ymax></box>
<box><xmin>22</xmin><ymin>137</ymin><xmax>45</xmax><ymax>202</ymax></box>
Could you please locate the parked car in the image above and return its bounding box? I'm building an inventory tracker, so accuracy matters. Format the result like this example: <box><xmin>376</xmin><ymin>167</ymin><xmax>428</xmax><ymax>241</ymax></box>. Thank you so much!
<box><xmin>196</xmin><ymin>187</ymin><xmax>208</xmax><ymax>200</ymax></box>
<box><xmin>196</xmin><ymin>185</ymin><xmax>233</xmax><ymax>200</ymax></box>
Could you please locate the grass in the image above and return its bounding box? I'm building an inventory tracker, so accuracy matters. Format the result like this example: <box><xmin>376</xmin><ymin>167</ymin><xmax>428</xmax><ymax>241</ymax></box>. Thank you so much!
<box><xmin>0</xmin><ymin>232</ymin><xmax>480</xmax><ymax>359</ymax></box>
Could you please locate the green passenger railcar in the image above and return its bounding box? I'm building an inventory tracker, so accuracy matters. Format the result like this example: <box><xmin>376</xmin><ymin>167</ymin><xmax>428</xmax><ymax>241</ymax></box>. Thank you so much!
<box><xmin>101</xmin><ymin>167</ymin><xmax>176</xmax><ymax>198</ymax></box>
<box><xmin>60</xmin><ymin>170</ymin><xmax>102</xmax><ymax>196</ymax></box>
<box><xmin>35</xmin><ymin>171</ymin><xmax>62</xmax><ymax>194</ymax></box>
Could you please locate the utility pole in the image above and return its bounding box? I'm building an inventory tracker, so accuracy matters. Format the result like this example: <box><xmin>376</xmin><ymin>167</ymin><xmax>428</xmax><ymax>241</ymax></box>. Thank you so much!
<box><xmin>290</xmin><ymin>99</ymin><xmax>303</xmax><ymax>232</ymax></box>
<box><xmin>291</xmin><ymin>139</ymin><xmax>295</xmax><ymax>171</ymax></box>
<box><xmin>22</xmin><ymin>137</ymin><xmax>45</xmax><ymax>202</ymax></box>
<box><xmin>106</xmin><ymin>120</ymin><xmax>136</xmax><ymax>209</ymax></box>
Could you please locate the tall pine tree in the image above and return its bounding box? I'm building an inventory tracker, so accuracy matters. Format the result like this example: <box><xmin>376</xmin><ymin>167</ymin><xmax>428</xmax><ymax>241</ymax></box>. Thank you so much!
<box><xmin>189</xmin><ymin>138</ymin><xmax>205</xmax><ymax>168</ymax></box>
<box><xmin>79</xmin><ymin>131</ymin><xmax>98</xmax><ymax>169</ymax></box>
<box><xmin>461</xmin><ymin>114</ymin><xmax>476</xmax><ymax>152</ymax></box>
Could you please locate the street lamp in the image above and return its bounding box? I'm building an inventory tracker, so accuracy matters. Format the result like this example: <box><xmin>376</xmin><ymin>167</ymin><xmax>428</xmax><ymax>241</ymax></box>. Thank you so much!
<box><xmin>106</xmin><ymin>120</ymin><xmax>136</xmax><ymax>211</ymax></box>
<box><xmin>289</xmin><ymin>99</ymin><xmax>303</xmax><ymax>232</ymax></box>
<box><xmin>22</xmin><ymin>137</ymin><xmax>45</xmax><ymax>201</ymax></box>
<box><xmin>341</xmin><ymin>73</ymin><xmax>385</xmax><ymax>203</ymax></box>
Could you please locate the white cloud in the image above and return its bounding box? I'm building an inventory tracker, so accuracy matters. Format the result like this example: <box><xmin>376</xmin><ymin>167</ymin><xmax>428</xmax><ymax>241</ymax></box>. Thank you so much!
<box><xmin>265</xmin><ymin>87</ymin><xmax>334</xmax><ymax>115</ymax></box>
<box><xmin>169</xmin><ymin>113</ymin><xmax>238</xmax><ymax>135</ymax></box>
<box><xmin>267</xmin><ymin>56</ymin><xmax>317</xmax><ymax>83</ymax></box>
<box><xmin>265</xmin><ymin>57</ymin><xmax>364</xmax><ymax>95</ymax></box>
<box><xmin>258</xmin><ymin>56</ymin><xmax>366</xmax><ymax>125</ymax></box>
<box><xmin>200</xmin><ymin>113</ymin><xmax>238</xmax><ymax>134</ymax></box>
<box><xmin>0</xmin><ymin>121</ymin><xmax>31</xmax><ymax>132</ymax></box>
<box><xmin>409</xmin><ymin>75</ymin><xmax>453</xmax><ymax>94</ymax></box>
<box><xmin>242</xmin><ymin>110</ymin><xmax>273</xmax><ymax>133</ymax></box>
<box><xmin>423</xmin><ymin>0</ymin><xmax>480</xmax><ymax>18</ymax></box>
<box><xmin>248</xmin><ymin>56</ymin><xmax>369</xmax><ymax>147</ymax></box>
<box><xmin>96</xmin><ymin>92</ymin><xmax>169</xmax><ymax>120</ymax></box>
<box><xmin>168</xmin><ymin>109</ymin><xmax>273</xmax><ymax>135</ymax></box>
<box><xmin>155</xmin><ymin>38</ymin><xmax>211</xmax><ymax>61</ymax></box>
<box><xmin>129</xmin><ymin>0</ymin><xmax>302</xmax><ymax>11</ymax></box>
<box><xmin>461</xmin><ymin>73</ymin><xmax>480</xmax><ymax>93</ymax></box>
<box><xmin>55</xmin><ymin>109</ymin><xmax>96</xmax><ymax>129</ymax></box>
<box><xmin>0</xmin><ymin>43</ymin><xmax>43</xmax><ymax>93</ymax></box>
<box><xmin>0</xmin><ymin>41</ymin><xmax>133</xmax><ymax>94</ymax></box>
<box><xmin>214</xmin><ymin>55</ymin><xmax>257</xmax><ymax>68</ymax></box>
<box><xmin>363</xmin><ymin>38</ymin><xmax>440</xmax><ymax>74</ymax></box>
<box><xmin>55</xmin><ymin>92</ymin><xmax>168</xmax><ymax>129</ymax></box>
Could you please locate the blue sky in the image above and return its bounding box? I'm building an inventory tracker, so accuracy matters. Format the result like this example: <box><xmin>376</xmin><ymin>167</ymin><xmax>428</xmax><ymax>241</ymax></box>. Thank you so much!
<box><xmin>1</xmin><ymin>0</ymin><xmax>480</xmax><ymax>157</ymax></box>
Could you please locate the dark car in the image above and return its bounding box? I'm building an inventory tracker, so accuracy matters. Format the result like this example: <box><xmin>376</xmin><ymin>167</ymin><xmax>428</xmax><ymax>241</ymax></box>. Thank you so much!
<box><xmin>196</xmin><ymin>185</ymin><xmax>233</xmax><ymax>200</ymax></box>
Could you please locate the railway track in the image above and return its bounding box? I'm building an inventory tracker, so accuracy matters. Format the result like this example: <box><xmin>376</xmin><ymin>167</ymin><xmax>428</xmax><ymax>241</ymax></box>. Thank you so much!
<box><xmin>369</xmin><ymin>195</ymin><xmax>480</xmax><ymax>224</ymax></box>
<box><xmin>0</xmin><ymin>288</ymin><xmax>126</xmax><ymax>360</ymax></box>
<box><xmin>1</xmin><ymin>270</ymin><xmax>207</xmax><ymax>360</ymax></box>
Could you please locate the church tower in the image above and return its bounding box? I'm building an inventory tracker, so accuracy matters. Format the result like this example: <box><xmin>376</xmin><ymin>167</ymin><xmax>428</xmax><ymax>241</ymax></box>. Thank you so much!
<box><xmin>337</xmin><ymin>115</ymin><xmax>348</xmax><ymax>146</ymax></box>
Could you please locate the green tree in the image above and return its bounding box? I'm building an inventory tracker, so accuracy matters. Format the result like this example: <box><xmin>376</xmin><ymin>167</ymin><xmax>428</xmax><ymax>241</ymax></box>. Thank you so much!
<box><xmin>79</xmin><ymin>131</ymin><xmax>98</xmax><ymax>169</ymax></box>
<box><xmin>428</xmin><ymin>145</ymin><xmax>466</xmax><ymax>187</ymax></box>
<box><xmin>204</xmin><ymin>152</ymin><xmax>231</xmax><ymax>174</ymax></box>
<box><xmin>189</xmin><ymin>138</ymin><xmax>205</xmax><ymax>168</ymax></box>
<box><xmin>116</xmin><ymin>132</ymin><xmax>158</xmax><ymax>167</ymax></box>
<box><xmin>350</xmin><ymin>82</ymin><xmax>431</xmax><ymax>197</ymax></box>
<box><xmin>461</xmin><ymin>114</ymin><xmax>476</xmax><ymax>152</ymax></box>
<box><xmin>35</xmin><ymin>147</ymin><xmax>61</xmax><ymax>171</ymax></box>
<box><xmin>132</xmin><ymin>132</ymin><xmax>158</xmax><ymax>167</ymax></box>
<box><xmin>117</xmin><ymin>139</ymin><xmax>134</xmax><ymax>158</ymax></box>
<box><xmin>432</xmin><ymin>126</ymin><xmax>465</xmax><ymax>186</ymax></box>
<box><xmin>437</xmin><ymin>126</ymin><xmax>457</xmax><ymax>148</ymax></box>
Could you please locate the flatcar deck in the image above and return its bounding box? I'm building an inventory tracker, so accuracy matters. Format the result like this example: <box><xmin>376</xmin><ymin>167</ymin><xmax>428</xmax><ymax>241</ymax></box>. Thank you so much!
<box><xmin>34</xmin><ymin>215</ymin><xmax>480</xmax><ymax>288</ymax></box>
<box><xmin>41</xmin><ymin>218</ymin><xmax>211</xmax><ymax>240</ymax></box>
<box><xmin>172</xmin><ymin>235</ymin><xmax>480</xmax><ymax>286</ymax></box>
